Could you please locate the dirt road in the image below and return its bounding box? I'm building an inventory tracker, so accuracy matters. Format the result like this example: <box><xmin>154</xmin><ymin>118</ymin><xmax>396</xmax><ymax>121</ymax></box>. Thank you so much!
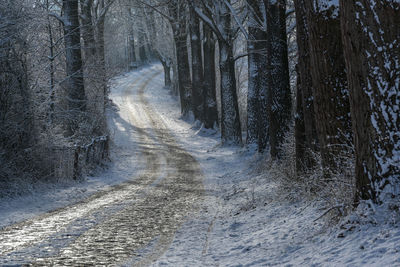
<box><xmin>0</xmin><ymin>66</ymin><xmax>204</xmax><ymax>266</ymax></box>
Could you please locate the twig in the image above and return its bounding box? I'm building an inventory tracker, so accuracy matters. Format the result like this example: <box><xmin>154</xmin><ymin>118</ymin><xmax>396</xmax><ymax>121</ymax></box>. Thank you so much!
<box><xmin>313</xmin><ymin>205</ymin><xmax>343</xmax><ymax>222</ymax></box>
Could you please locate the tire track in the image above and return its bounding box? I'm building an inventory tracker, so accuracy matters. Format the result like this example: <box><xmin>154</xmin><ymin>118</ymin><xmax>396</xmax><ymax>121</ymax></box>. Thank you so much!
<box><xmin>0</xmin><ymin>67</ymin><xmax>204</xmax><ymax>266</ymax></box>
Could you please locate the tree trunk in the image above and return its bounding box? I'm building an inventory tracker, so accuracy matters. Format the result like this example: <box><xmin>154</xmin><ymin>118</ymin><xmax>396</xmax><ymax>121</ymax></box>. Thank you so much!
<box><xmin>97</xmin><ymin>11</ymin><xmax>107</xmax><ymax>113</ymax></box>
<box><xmin>340</xmin><ymin>0</ymin><xmax>400</xmax><ymax>203</ymax></box>
<box><xmin>169</xmin><ymin>2</ymin><xmax>193</xmax><ymax>117</ymax></box>
<box><xmin>46</xmin><ymin>0</ymin><xmax>55</xmax><ymax>124</ymax></box>
<box><xmin>63</xmin><ymin>0</ymin><xmax>85</xmax><ymax>112</ymax></box>
<box><xmin>138</xmin><ymin>30</ymin><xmax>148</xmax><ymax>63</ymax></box>
<box><xmin>203</xmin><ymin>23</ymin><xmax>218</xmax><ymax>129</ymax></box>
<box><xmin>304</xmin><ymin>0</ymin><xmax>352</xmax><ymax>172</ymax></box>
<box><xmin>80</xmin><ymin>0</ymin><xmax>96</xmax><ymax>58</ymax></box>
<box><xmin>128</xmin><ymin>9</ymin><xmax>137</xmax><ymax>69</ymax></box>
<box><xmin>294</xmin><ymin>0</ymin><xmax>318</xmax><ymax>173</ymax></box>
<box><xmin>160</xmin><ymin>58</ymin><xmax>172</xmax><ymax>88</ymax></box>
<box><xmin>246</xmin><ymin>0</ymin><xmax>269</xmax><ymax>151</ymax></box>
<box><xmin>189</xmin><ymin>5</ymin><xmax>204</xmax><ymax>121</ymax></box>
<box><xmin>266</xmin><ymin>0</ymin><xmax>291</xmax><ymax>158</ymax></box>
<box><xmin>216</xmin><ymin>1</ymin><xmax>242</xmax><ymax>145</ymax></box>
<box><xmin>164</xmin><ymin>64</ymin><xmax>171</xmax><ymax>88</ymax></box>
<box><xmin>219</xmin><ymin>41</ymin><xmax>242</xmax><ymax>145</ymax></box>
<box><xmin>192</xmin><ymin>0</ymin><xmax>241</xmax><ymax>142</ymax></box>
<box><xmin>143</xmin><ymin>8</ymin><xmax>157</xmax><ymax>60</ymax></box>
<box><xmin>172</xmin><ymin>48</ymin><xmax>179</xmax><ymax>96</ymax></box>
<box><xmin>128</xmin><ymin>35</ymin><xmax>137</xmax><ymax>69</ymax></box>
<box><xmin>294</xmin><ymin>75</ymin><xmax>306</xmax><ymax>172</ymax></box>
<box><xmin>174</xmin><ymin>33</ymin><xmax>192</xmax><ymax>117</ymax></box>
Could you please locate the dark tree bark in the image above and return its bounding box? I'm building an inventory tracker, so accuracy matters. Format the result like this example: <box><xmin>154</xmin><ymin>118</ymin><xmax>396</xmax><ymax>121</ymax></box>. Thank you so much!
<box><xmin>194</xmin><ymin>0</ymin><xmax>242</xmax><ymax>144</ymax></box>
<box><xmin>218</xmin><ymin>1</ymin><xmax>242</xmax><ymax>144</ymax></box>
<box><xmin>294</xmin><ymin>73</ymin><xmax>306</xmax><ymax>172</ymax></box>
<box><xmin>80</xmin><ymin>0</ymin><xmax>96</xmax><ymax>58</ymax></box>
<box><xmin>46</xmin><ymin>0</ymin><xmax>55</xmax><ymax>124</ymax></box>
<box><xmin>340</xmin><ymin>0</ymin><xmax>400</xmax><ymax>202</ymax></box>
<box><xmin>168</xmin><ymin>1</ymin><xmax>193</xmax><ymax>117</ymax></box>
<box><xmin>266</xmin><ymin>0</ymin><xmax>291</xmax><ymax>158</ymax></box>
<box><xmin>156</xmin><ymin>51</ymin><xmax>172</xmax><ymax>88</ymax></box>
<box><xmin>144</xmin><ymin>8</ymin><xmax>158</xmax><ymax>60</ymax></box>
<box><xmin>294</xmin><ymin>0</ymin><xmax>318</xmax><ymax>173</ymax></box>
<box><xmin>128</xmin><ymin>34</ymin><xmax>137</xmax><ymax>69</ymax></box>
<box><xmin>219</xmin><ymin>40</ymin><xmax>242</xmax><ymax>144</ymax></box>
<box><xmin>128</xmin><ymin>8</ymin><xmax>137</xmax><ymax>69</ymax></box>
<box><xmin>202</xmin><ymin>23</ymin><xmax>218</xmax><ymax>129</ymax></box>
<box><xmin>246</xmin><ymin>0</ymin><xmax>269</xmax><ymax>152</ymax></box>
<box><xmin>0</xmin><ymin>3</ymin><xmax>32</xmax><ymax>150</ymax></box>
<box><xmin>304</xmin><ymin>0</ymin><xmax>352</xmax><ymax>172</ymax></box>
<box><xmin>189</xmin><ymin>4</ymin><xmax>204</xmax><ymax>121</ymax></box>
<box><xmin>163</xmin><ymin>61</ymin><xmax>172</xmax><ymax>88</ymax></box>
<box><xmin>138</xmin><ymin>29</ymin><xmax>148</xmax><ymax>63</ymax></box>
<box><xmin>96</xmin><ymin>0</ymin><xmax>107</xmax><ymax>112</ymax></box>
<box><xmin>63</xmin><ymin>0</ymin><xmax>85</xmax><ymax>112</ymax></box>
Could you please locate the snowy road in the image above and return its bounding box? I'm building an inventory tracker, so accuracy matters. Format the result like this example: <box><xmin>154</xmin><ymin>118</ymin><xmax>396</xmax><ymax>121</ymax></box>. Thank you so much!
<box><xmin>2</xmin><ymin>65</ymin><xmax>398</xmax><ymax>266</ymax></box>
<box><xmin>0</xmin><ymin>65</ymin><xmax>204</xmax><ymax>265</ymax></box>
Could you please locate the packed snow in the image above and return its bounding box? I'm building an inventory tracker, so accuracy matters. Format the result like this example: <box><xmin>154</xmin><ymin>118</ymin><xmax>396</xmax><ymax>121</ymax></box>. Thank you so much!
<box><xmin>1</xmin><ymin>64</ymin><xmax>399</xmax><ymax>266</ymax></box>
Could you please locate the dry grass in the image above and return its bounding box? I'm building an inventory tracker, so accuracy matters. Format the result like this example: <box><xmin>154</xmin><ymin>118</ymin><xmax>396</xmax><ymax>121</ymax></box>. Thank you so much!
<box><xmin>254</xmin><ymin>127</ymin><xmax>356</xmax><ymax>222</ymax></box>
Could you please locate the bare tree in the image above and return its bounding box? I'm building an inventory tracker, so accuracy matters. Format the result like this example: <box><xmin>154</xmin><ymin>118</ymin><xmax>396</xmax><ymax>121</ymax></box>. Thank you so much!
<box><xmin>189</xmin><ymin>2</ymin><xmax>204</xmax><ymax>121</ymax></box>
<box><xmin>0</xmin><ymin>0</ymin><xmax>32</xmax><ymax>152</ymax></box>
<box><xmin>166</xmin><ymin>0</ymin><xmax>193</xmax><ymax>117</ymax></box>
<box><xmin>62</xmin><ymin>0</ymin><xmax>86</xmax><ymax>127</ymax></box>
<box><xmin>202</xmin><ymin>22</ymin><xmax>218</xmax><ymax>129</ymax></box>
<box><xmin>194</xmin><ymin>0</ymin><xmax>242</xmax><ymax>144</ymax></box>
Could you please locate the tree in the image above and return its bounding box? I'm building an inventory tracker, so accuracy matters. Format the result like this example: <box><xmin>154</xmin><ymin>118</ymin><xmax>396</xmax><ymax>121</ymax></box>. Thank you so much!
<box><xmin>202</xmin><ymin>23</ymin><xmax>218</xmax><ymax>129</ymax></box>
<box><xmin>246</xmin><ymin>0</ymin><xmax>269</xmax><ymax>152</ymax></box>
<box><xmin>189</xmin><ymin>3</ymin><xmax>205</xmax><ymax>121</ymax></box>
<box><xmin>266</xmin><ymin>0</ymin><xmax>291</xmax><ymax>158</ymax></box>
<box><xmin>304</xmin><ymin>0</ymin><xmax>352</xmax><ymax>172</ymax></box>
<box><xmin>154</xmin><ymin>18</ymin><xmax>174</xmax><ymax>88</ymax></box>
<box><xmin>80</xmin><ymin>0</ymin><xmax>96</xmax><ymax>58</ymax></box>
<box><xmin>0</xmin><ymin>0</ymin><xmax>32</xmax><ymax>151</ymax></box>
<box><xmin>168</xmin><ymin>0</ymin><xmax>193</xmax><ymax>117</ymax></box>
<box><xmin>294</xmin><ymin>0</ymin><xmax>318</xmax><ymax>173</ymax></box>
<box><xmin>45</xmin><ymin>0</ymin><xmax>58</xmax><ymax>124</ymax></box>
<box><xmin>340</xmin><ymin>0</ymin><xmax>400</xmax><ymax>202</ymax></box>
<box><xmin>194</xmin><ymin>0</ymin><xmax>242</xmax><ymax>144</ymax></box>
<box><xmin>63</xmin><ymin>0</ymin><xmax>86</xmax><ymax>116</ymax></box>
<box><xmin>137</xmin><ymin>26</ymin><xmax>148</xmax><ymax>62</ymax></box>
<box><xmin>244</xmin><ymin>0</ymin><xmax>291</xmax><ymax>155</ymax></box>
<box><xmin>94</xmin><ymin>0</ymin><xmax>115</xmax><ymax>112</ymax></box>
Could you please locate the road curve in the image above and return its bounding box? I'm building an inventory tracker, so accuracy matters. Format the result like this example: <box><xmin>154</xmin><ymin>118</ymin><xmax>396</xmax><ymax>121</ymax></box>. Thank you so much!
<box><xmin>0</xmin><ymin>66</ymin><xmax>204</xmax><ymax>266</ymax></box>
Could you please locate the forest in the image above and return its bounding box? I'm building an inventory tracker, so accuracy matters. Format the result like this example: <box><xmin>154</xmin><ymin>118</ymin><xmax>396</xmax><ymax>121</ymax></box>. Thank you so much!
<box><xmin>0</xmin><ymin>0</ymin><xmax>399</xmax><ymax>265</ymax></box>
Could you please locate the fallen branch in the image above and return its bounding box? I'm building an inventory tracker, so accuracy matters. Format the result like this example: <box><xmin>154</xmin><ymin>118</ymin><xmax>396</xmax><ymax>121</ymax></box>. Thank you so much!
<box><xmin>313</xmin><ymin>205</ymin><xmax>344</xmax><ymax>222</ymax></box>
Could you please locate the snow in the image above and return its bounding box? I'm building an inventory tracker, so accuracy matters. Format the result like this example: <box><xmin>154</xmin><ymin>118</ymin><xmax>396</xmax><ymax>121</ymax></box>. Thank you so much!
<box><xmin>1</xmin><ymin>64</ymin><xmax>399</xmax><ymax>266</ymax></box>
<box><xmin>0</xmin><ymin>71</ymin><xmax>149</xmax><ymax>229</ymax></box>
<box><xmin>314</xmin><ymin>0</ymin><xmax>339</xmax><ymax>17</ymax></box>
<box><xmin>140</xmin><ymin>65</ymin><xmax>400</xmax><ymax>266</ymax></box>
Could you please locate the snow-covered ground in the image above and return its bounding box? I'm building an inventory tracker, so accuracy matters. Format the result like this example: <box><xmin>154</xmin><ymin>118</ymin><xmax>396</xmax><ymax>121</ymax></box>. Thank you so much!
<box><xmin>1</xmin><ymin>64</ymin><xmax>399</xmax><ymax>266</ymax></box>
<box><xmin>141</xmin><ymin>65</ymin><xmax>400</xmax><ymax>266</ymax></box>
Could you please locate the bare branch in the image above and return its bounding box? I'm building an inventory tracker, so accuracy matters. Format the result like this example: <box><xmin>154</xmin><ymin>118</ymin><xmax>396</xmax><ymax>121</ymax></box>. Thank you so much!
<box><xmin>136</xmin><ymin>0</ymin><xmax>173</xmax><ymax>22</ymax></box>
<box><xmin>223</xmin><ymin>0</ymin><xmax>249</xmax><ymax>40</ymax></box>
<box><xmin>48</xmin><ymin>12</ymin><xmax>65</xmax><ymax>25</ymax></box>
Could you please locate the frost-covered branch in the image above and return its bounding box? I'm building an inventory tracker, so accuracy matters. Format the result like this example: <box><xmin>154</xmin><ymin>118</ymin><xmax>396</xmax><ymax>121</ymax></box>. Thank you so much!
<box><xmin>223</xmin><ymin>0</ymin><xmax>248</xmax><ymax>40</ymax></box>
